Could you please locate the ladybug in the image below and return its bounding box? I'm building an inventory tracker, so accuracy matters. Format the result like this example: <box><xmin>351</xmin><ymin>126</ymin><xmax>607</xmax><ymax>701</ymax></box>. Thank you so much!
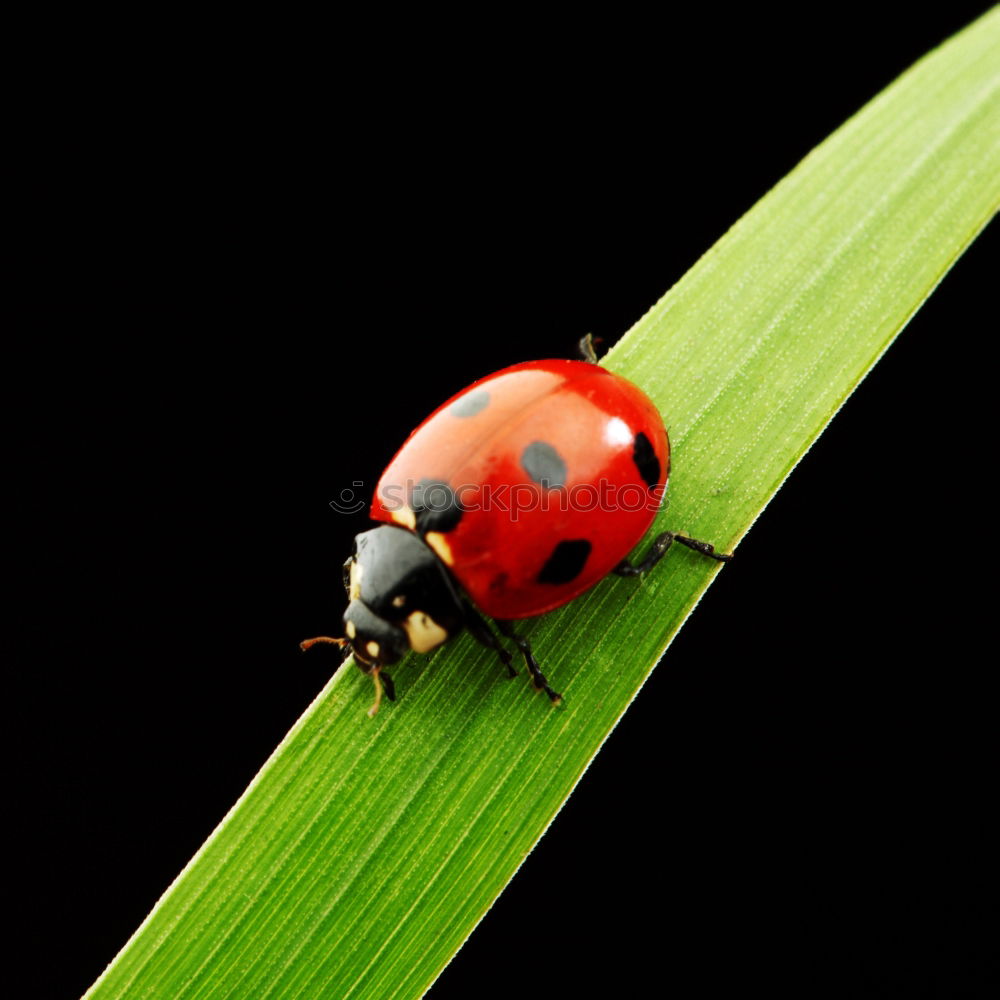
<box><xmin>303</xmin><ymin>337</ymin><xmax>730</xmax><ymax>715</ymax></box>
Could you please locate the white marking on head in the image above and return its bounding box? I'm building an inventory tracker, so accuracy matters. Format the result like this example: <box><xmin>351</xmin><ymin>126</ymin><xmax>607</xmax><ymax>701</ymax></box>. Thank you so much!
<box><xmin>366</xmin><ymin>640</ymin><xmax>381</xmax><ymax>658</ymax></box>
<box><xmin>605</xmin><ymin>416</ymin><xmax>632</xmax><ymax>447</ymax></box>
<box><xmin>402</xmin><ymin>610</ymin><xmax>449</xmax><ymax>653</ymax></box>
<box><xmin>392</xmin><ymin>594</ymin><xmax>406</xmax><ymax>608</ymax></box>
<box><xmin>349</xmin><ymin>560</ymin><xmax>364</xmax><ymax>601</ymax></box>
<box><xmin>346</xmin><ymin>620</ymin><xmax>357</xmax><ymax>639</ymax></box>
<box><xmin>425</xmin><ymin>531</ymin><xmax>454</xmax><ymax>566</ymax></box>
<box><xmin>391</xmin><ymin>506</ymin><xmax>417</xmax><ymax>530</ymax></box>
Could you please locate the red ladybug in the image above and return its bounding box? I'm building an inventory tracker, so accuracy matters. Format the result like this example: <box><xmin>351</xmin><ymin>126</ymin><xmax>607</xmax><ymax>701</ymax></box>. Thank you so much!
<box><xmin>303</xmin><ymin>340</ymin><xmax>730</xmax><ymax>715</ymax></box>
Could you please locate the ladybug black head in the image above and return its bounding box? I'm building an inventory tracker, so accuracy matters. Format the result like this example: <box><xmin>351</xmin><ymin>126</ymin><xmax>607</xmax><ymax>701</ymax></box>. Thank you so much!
<box><xmin>342</xmin><ymin>598</ymin><xmax>410</xmax><ymax>668</ymax></box>
<box><xmin>342</xmin><ymin>525</ymin><xmax>466</xmax><ymax>671</ymax></box>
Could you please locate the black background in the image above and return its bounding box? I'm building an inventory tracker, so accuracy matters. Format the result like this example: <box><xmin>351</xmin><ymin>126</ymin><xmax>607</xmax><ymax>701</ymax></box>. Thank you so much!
<box><xmin>12</xmin><ymin>9</ymin><xmax>996</xmax><ymax>999</ymax></box>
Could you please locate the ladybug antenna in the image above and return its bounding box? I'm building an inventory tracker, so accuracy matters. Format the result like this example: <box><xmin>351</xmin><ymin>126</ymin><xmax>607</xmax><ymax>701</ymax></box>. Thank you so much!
<box><xmin>299</xmin><ymin>635</ymin><xmax>349</xmax><ymax>654</ymax></box>
<box><xmin>305</xmin><ymin>637</ymin><xmax>395</xmax><ymax>716</ymax></box>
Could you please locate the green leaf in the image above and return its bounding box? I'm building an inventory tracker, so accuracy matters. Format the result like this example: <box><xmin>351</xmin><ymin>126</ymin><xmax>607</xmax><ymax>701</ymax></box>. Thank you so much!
<box><xmin>85</xmin><ymin>13</ymin><xmax>1000</xmax><ymax>1000</ymax></box>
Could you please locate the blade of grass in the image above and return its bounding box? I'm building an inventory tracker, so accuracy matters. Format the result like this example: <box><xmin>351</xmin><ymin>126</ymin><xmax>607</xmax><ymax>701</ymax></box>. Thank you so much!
<box><xmin>85</xmin><ymin>12</ymin><xmax>999</xmax><ymax>1000</ymax></box>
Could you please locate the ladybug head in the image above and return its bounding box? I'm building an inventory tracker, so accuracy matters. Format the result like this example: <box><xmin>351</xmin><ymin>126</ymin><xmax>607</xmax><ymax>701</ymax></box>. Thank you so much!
<box><xmin>339</xmin><ymin>526</ymin><xmax>466</xmax><ymax>711</ymax></box>
<box><xmin>342</xmin><ymin>598</ymin><xmax>410</xmax><ymax>668</ymax></box>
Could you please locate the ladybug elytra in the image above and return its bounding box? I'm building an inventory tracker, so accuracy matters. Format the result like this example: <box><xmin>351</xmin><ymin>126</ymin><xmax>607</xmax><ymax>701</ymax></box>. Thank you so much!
<box><xmin>303</xmin><ymin>339</ymin><xmax>730</xmax><ymax>715</ymax></box>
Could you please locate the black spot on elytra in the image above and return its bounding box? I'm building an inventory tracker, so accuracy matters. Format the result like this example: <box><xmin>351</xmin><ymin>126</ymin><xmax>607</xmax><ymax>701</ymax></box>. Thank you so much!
<box><xmin>450</xmin><ymin>389</ymin><xmax>490</xmax><ymax>418</ymax></box>
<box><xmin>411</xmin><ymin>478</ymin><xmax>464</xmax><ymax>533</ymax></box>
<box><xmin>633</xmin><ymin>431</ymin><xmax>660</xmax><ymax>490</ymax></box>
<box><xmin>537</xmin><ymin>539</ymin><xmax>591</xmax><ymax>585</ymax></box>
<box><xmin>521</xmin><ymin>441</ymin><xmax>567</xmax><ymax>489</ymax></box>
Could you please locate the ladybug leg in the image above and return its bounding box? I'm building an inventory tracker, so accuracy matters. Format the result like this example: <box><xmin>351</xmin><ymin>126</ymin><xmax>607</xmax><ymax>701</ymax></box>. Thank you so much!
<box><xmin>614</xmin><ymin>531</ymin><xmax>733</xmax><ymax>577</ymax></box>
<box><xmin>578</xmin><ymin>333</ymin><xmax>602</xmax><ymax>363</ymax></box>
<box><xmin>380</xmin><ymin>670</ymin><xmax>396</xmax><ymax>702</ymax></box>
<box><xmin>672</xmin><ymin>533</ymin><xmax>732</xmax><ymax>562</ymax></box>
<box><xmin>462</xmin><ymin>605</ymin><xmax>519</xmax><ymax>679</ymax></box>
<box><xmin>496</xmin><ymin>619</ymin><xmax>563</xmax><ymax>705</ymax></box>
